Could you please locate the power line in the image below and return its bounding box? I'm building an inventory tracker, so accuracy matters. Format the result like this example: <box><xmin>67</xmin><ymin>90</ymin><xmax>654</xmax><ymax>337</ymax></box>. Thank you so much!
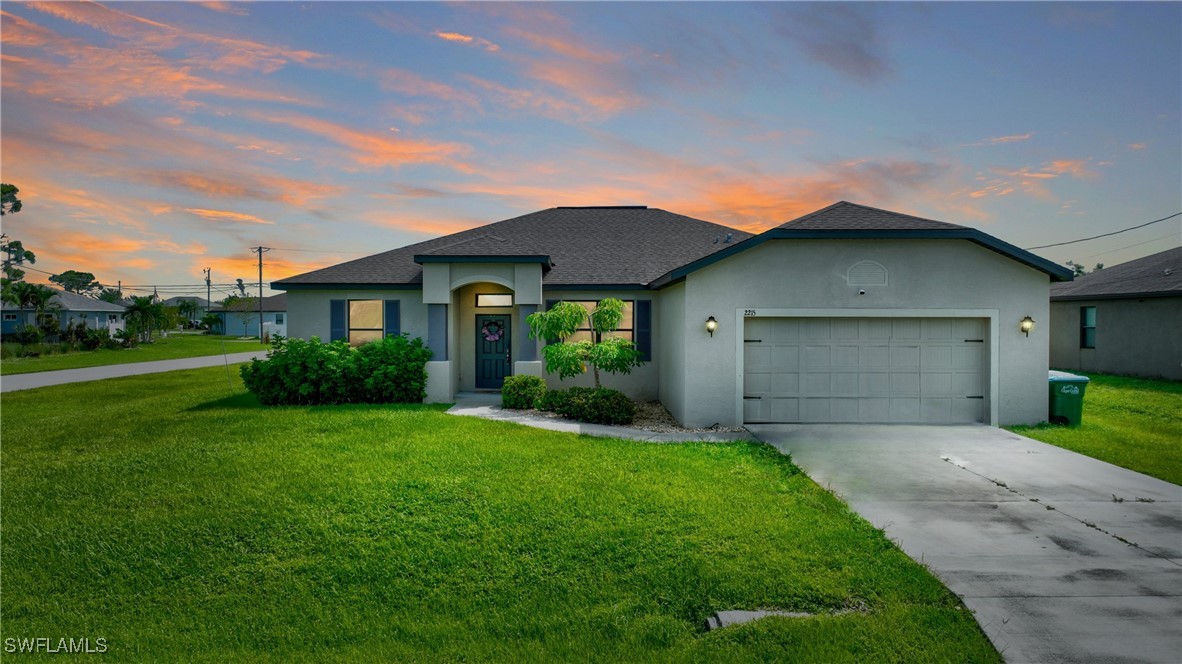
<box><xmin>1079</xmin><ymin>233</ymin><xmax>1180</xmax><ymax>260</ymax></box>
<box><xmin>1025</xmin><ymin>212</ymin><xmax>1181</xmax><ymax>250</ymax></box>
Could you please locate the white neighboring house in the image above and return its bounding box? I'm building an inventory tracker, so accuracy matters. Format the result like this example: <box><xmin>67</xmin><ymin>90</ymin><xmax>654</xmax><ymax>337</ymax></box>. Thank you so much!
<box><xmin>272</xmin><ymin>202</ymin><xmax>1072</xmax><ymax>427</ymax></box>
<box><xmin>1</xmin><ymin>287</ymin><xmax>126</xmax><ymax>335</ymax></box>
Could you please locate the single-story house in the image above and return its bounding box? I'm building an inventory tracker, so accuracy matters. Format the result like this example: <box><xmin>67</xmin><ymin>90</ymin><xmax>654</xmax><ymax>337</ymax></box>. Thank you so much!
<box><xmin>273</xmin><ymin>202</ymin><xmax>1072</xmax><ymax>427</ymax></box>
<box><xmin>1</xmin><ymin>287</ymin><xmax>127</xmax><ymax>335</ymax></box>
<box><xmin>1049</xmin><ymin>246</ymin><xmax>1181</xmax><ymax>381</ymax></box>
<box><xmin>210</xmin><ymin>293</ymin><xmax>287</xmax><ymax>338</ymax></box>
<box><xmin>161</xmin><ymin>296</ymin><xmax>212</xmax><ymax>313</ymax></box>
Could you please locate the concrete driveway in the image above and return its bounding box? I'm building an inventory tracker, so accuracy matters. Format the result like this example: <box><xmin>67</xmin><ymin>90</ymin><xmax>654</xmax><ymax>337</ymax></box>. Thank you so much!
<box><xmin>747</xmin><ymin>424</ymin><xmax>1182</xmax><ymax>664</ymax></box>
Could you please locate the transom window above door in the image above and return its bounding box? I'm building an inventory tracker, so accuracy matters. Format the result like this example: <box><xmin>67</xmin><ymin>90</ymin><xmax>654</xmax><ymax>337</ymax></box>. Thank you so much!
<box><xmin>476</xmin><ymin>293</ymin><xmax>513</xmax><ymax>308</ymax></box>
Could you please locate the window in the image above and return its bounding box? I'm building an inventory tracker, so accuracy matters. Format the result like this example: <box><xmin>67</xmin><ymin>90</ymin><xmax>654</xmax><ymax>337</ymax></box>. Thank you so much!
<box><xmin>476</xmin><ymin>293</ymin><xmax>513</xmax><ymax>308</ymax></box>
<box><xmin>107</xmin><ymin>314</ymin><xmax>119</xmax><ymax>322</ymax></box>
<box><xmin>563</xmin><ymin>300</ymin><xmax>634</xmax><ymax>344</ymax></box>
<box><xmin>349</xmin><ymin>300</ymin><xmax>383</xmax><ymax>347</ymax></box>
<box><xmin>3</xmin><ymin>313</ymin><xmax>17</xmax><ymax>321</ymax></box>
<box><xmin>275</xmin><ymin>313</ymin><xmax>285</xmax><ymax>325</ymax></box>
<box><xmin>1080</xmin><ymin>306</ymin><xmax>1096</xmax><ymax>349</ymax></box>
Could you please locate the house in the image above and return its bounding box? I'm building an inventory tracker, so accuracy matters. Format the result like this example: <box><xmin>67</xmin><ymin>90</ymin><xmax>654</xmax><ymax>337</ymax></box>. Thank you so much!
<box><xmin>210</xmin><ymin>293</ymin><xmax>287</xmax><ymax>338</ymax></box>
<box><xmin>273</xmin><ymin>202</ymin><xmax>1072</xmax><ymax>427</ymax></box>
<box><xmin>1049</xmin><ymin>247</ymin><xmax>1181</xmax><ymax>380</ymax></box>
<box><xmin>161</xmin><ymin>296</ymin><xmax>212</xmax><ymax>313</ymax></box>
<box><xmin>1</xmin><ymin>287</ymin><xmax>126</xmax><ymax>335</ymax></box>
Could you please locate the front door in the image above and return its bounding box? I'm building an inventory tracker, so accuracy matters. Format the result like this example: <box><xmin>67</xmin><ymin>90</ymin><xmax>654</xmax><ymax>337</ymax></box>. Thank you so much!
<box><xmin>475</xmin><ymin>314</ymin><xmax>511</xmax><ymax>389</ymax></box>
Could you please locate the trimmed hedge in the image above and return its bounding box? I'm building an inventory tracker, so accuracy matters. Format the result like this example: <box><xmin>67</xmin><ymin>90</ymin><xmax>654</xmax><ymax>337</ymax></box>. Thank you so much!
<box><xmin>241</xmin><ymin>335</ymin><xmax>432</xmax><ymax>406</ymax></box>
<box><xmin>501</xmin><ymin>375</ymin><xmax>547</xmax><ymax>410</ymax></box>
<box><xmin>536</xmin><ymin>387</ymin><xmax>637</xmax><ymax>425</ymax></box>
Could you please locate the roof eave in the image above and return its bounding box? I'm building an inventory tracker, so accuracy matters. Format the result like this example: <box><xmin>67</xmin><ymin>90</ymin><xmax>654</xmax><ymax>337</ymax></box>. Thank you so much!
<box><xmin>1051</xmin><ymin>290</ymin><xmax>1180</xmax><ymax>301</ymax></box>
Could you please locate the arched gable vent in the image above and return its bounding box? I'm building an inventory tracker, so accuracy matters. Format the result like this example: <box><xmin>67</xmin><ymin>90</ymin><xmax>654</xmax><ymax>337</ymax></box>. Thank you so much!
<box><xmin>846</xmin><ymin>260</ymin><xmax>888</xmax><ymax>286</ymax></box>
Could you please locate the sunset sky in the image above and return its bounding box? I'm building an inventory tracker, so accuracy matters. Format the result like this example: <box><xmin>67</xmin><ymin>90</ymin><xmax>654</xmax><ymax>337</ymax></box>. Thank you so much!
<box><xmin>2</xmin><ymin>1</ymin><xmax>1179</xmax><ymax>300</ymax></box>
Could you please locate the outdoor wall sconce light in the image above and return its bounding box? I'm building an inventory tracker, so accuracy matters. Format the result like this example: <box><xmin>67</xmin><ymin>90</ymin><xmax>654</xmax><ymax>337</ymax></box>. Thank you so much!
<box><xmin>1020</xmin><ymin>316</ymin><xmax>1035</xmax><ymax>337</ymax></box>
<box><xmin>705</xmin><ymin>316</ymin><xmax>718</xmax><ymax>337</ymax></box>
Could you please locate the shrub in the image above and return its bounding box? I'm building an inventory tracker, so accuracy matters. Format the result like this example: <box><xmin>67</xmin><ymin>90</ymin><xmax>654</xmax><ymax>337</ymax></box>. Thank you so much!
<box><xmin>501</xmin><ymin>375</ymin><xmax>547</xmax><ymax>410</ymax></box>
<box><xmin>12</xmin><ymin>325</ymin><xmax>42</xmax><ymax>346</ymax></box>
<box><xmin>80</xmin><ymin>328</ymin><xmax>110</xmax><ymax>351</ymax></box>
<box><xmin>536</xmin><ymin>387</ymin><xmax>636</xmax><ymax>425</ymax></box>
<box><xmin>240</xmin><ymin>335</ymin><xmax>433</xmax><ymax>406</ymax></box>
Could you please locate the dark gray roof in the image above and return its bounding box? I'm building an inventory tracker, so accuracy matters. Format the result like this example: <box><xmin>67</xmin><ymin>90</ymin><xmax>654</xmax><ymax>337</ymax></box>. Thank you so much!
<box><xmin>161</xmin><ymin>296</ymin><xmax>211</xmax><ymax>308</ymax></box>
<box><xmin>0</xmin><ymin>287</ymin><xmax>125</xmax><ymax>313</ymax></box>
<box><xmin>211</xmin><ymin>293</ymin><xmax>287</xmax><ymax>312</ymax></box>
<box><xmin>778</xmin><ymin>201</ymin><xmax>966</xmax><ymax>230</ymax></box>
<box><xmin>274</xmin><ymin>207</ymin><xmax>752</xmax><ymax>288</ymax></box>
<box><xmin>1051</xmin><ymin>247</ymin><xmax>1182</xmax><ymax>300</ymax></box>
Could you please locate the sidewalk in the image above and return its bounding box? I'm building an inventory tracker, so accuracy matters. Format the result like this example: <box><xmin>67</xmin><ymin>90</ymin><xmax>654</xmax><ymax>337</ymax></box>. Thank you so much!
<box><xmin>1</xmin><ymin>351</ymin><xmax>267</xmax><ymax>392</ymax></box>
<box><xmin>447</xmin><ymin>392</ymin><xmax>756</xmax><ymax>443</ymax></box>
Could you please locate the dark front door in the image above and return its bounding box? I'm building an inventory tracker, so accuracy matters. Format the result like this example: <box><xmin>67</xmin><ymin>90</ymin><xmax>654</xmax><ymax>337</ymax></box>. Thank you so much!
<box><xmin>475</xmin><ymin>314</ymin><xmax>511</xmax><ymax>389</ymax></box>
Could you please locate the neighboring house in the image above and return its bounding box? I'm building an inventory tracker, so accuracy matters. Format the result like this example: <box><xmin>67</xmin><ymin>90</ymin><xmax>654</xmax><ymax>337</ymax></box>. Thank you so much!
<box><xmin>273</xmin><ymin>202</ymin><xmax>1071</xmax><ymax>427</ymax></box>
<box><xmin>1049</xmin><ymin>247</ymin><xmax>1181</xmax><ymax>381</ymax></box>
<box><xmin>1</xmin><ymin>287</ymin><xmax>126</xmax><ymax>335</ymax></box>
<box><xmin>210</xmin><ymin>293</ymin><xmax>287</xmax><ymax>338</ymax></box>
<box><xmin>161</xmin><ymin>296</ymin><xmax>212</xmax><ymax>313</ymax></box>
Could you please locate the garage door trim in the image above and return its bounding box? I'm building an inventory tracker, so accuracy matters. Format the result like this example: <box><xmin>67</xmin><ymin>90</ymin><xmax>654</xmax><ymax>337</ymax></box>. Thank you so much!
<box><xmin>734</xmin><ymin>308</ymin><xmax>1000</xmax><ymax>426</ymax></box>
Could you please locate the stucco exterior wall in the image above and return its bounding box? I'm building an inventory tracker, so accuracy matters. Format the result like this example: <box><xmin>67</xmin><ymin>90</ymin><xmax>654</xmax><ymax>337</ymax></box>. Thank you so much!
<box><xmin>454</xmin><ymin>282</ymin><xmax>521</xmax><ymax>392</ymax></box>
<box><xmin>657</xmin><ymin>282</ymin><xmax>687</xmax><ymax>423</ymax></box>
<box><xmin>285</xmin><ymin>289</ymin><xmax>428</xmax><ymax>342</ymax></box>
<box><xmin>1050</xmin><ymin>297</ymin><xmax>1182</xmax><ymax>380</ymax></box>
<box><xmin>678</xmin><ymin>239</ymin><xmax>1052</xmax><ymax>427</ymax></box>
<box><xmin>536</xmin><ymin>289</ymin><xmax>660</xmax><ymax>400</ymax></box>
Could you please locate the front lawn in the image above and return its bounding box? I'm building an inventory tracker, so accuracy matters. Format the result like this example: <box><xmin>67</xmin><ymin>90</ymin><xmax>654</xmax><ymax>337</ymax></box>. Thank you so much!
<box><xmin>1009</xmin><ymin>372</ymin><xmax>1182</xmax><ymax>485</ymax></box>
<box><xmin>0</xmin><ymin>368</ymin><xmax>998</xmax><ymax>662</ymax></box>
<box><xmin>0</xmin><ymin>334</ymin><xmax>263</xmax><ymax>375</ymax></box>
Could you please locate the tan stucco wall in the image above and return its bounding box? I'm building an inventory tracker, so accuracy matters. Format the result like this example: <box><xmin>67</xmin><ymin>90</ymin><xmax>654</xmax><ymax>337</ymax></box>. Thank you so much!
<box><xmin>676</xmin><ymin>238</ymin><xmax>1052</xmax><ymax>427</ymax></box>
<box><xmin>1050</xmin><ymin>297</ymin><xmax>1182</xmax><ymax>380</ymax></box>
<box><xmin>454</xmin><ymin>282</ymin><xmax>520</xmax><ymax>392</ymax></box>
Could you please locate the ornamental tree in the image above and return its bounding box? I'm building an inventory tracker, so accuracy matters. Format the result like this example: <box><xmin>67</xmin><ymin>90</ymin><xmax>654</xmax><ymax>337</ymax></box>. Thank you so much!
<box><xmin>526</xmin><ymin>298</ymin><xmax>644</xmax><ymax>388</ymax></box>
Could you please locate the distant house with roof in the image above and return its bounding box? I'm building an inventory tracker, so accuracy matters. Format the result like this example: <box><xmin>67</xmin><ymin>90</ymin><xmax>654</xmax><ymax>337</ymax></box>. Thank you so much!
<box><xmin>273</xmin><ymin>202</ymin><xmax>1071</xmax><ymax>427</ymax></box>
<box><xmin>1050</xmin><ymin>246</ymin><xmax>1181</xmax><ymax>380</ymax></box>
<box><xmin>210</xmin><ymin>293</ymin><xmax>286</xmax><ymax>338</ymax></box>
<box><xmin>1</xmin><ymin>287</ymin><xmax>126</xmax><ymax>335</ymax></box>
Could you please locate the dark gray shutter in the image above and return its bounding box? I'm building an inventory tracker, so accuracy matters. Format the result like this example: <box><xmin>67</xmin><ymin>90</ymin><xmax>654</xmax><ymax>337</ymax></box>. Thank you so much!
<box><xmin>384</xmin><ymin>300</ymin><xmax>401</xmax><ymax>337</ymax></box>
<box><xmin>330</xmin><ymin>300</ymin><xmax>346</xmax><ymax>342</ymax></box>
<box><xmin>635</xmin><ymin>300</ymin><xmax>652</xmax><ymax>361</ymax></box>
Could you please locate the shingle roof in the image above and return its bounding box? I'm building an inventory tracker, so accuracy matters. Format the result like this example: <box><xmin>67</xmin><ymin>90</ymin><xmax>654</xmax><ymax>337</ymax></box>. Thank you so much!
<box><xmin>210</xmin><ymin>293</ymin><xmax>287</xmax><ymax>312</ymax></box>
<box><xmin>1050</xmin><ymin>247</ymin><xmax>1182</xmax><ymax>300</ymax></box>
<box><xmin>274</xmin><ymin>207</ymin><xmax>751</xmax><ymax>287</ymax></box>
<box><xmin>778</xmin><ymin>201</ymin><xmax>966</xmax><ymax>231</ymax></box>
<box><xmin>0</xmin><ymin>287</ymin><xmax>126</xmax><ymax>313</ymax></box>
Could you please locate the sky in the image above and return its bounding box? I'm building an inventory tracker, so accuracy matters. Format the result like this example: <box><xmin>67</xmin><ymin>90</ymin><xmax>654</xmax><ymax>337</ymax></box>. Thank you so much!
<box><xmin>1</xmin><ymin>1</ymin><xmax>1179</xmax><ymax>301</ymax></box>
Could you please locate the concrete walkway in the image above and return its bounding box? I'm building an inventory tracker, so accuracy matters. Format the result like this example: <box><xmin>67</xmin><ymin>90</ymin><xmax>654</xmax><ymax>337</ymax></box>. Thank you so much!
<box><xmin>748</xmin><ymin>424</ymin><xmax>1182</xmax><ymax>664</ymax></box>
<box><xmin>447</xmin><ymin>392</ymin><xmax>756</xmax><ymax>442</ymax></box>
<box><xmin>1</xmin><ymin>351</ymin><xmax>267</xmax><ymax>392</ymax></box>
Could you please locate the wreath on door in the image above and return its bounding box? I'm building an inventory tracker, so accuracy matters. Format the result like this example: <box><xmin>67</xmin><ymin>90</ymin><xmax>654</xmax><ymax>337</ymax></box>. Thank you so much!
<box><xmin>481</xmin><ymin>320</ymin><xmax>504</xmax><ymax>343</ymax></box>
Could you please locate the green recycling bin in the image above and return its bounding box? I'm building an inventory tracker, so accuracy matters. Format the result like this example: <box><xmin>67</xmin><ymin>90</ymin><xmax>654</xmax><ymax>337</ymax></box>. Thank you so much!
<box><xmin>1048</xmin><ymin>370</ymin><xmax>1090</xmax><ymax>426</ymax></box>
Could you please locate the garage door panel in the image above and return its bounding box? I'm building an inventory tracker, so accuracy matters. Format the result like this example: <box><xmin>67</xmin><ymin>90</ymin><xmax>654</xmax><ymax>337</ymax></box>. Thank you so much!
<box><xmin>770</xmin><ymin>372</ymin><xmax>799</xmax><ymax>394</ymax></box>
<box><xmin>804</xmin><ymin>372</ymin><xmax>830</xmax><ymax>395</ymax></box>
<box><xmin>890</xmin><ymin>398</ymin><xmax>921</xmax><ymax>422</ymax></box>
<box><xmin>771</xmin><ymin>346</ymin><xmax>799</xmax><ymax>371</ymax></box>
<box><xmin>770</xmin><ymin>398</ymin><xmax>799</xmax><ymax>421</ymax></box>
<box><xmin>743</xmin><ymin>317</ymin><xmax>987</xmax><ymax>424</ymax></box>
<box><xmin>890</xmin><ymin>345</ymin><xmax>920</xmax><ymax>369</ymax></box>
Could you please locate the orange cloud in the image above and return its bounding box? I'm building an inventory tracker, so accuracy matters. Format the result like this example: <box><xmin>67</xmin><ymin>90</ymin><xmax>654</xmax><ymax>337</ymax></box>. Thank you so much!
<box><xmin>380</xmin><ymin>68</ymin><xmax>480</xmax><ymax>106</ymax></box>
<box><xmin>433</xmin><ymin>31</ymin><xmax>500</xmax><ymax>52</ymax></box>
<box><xmin>260</xmin><ymin>113</ymin><xmax>471</xmax><ymax>171</ymax></box>
<box><xmin>199</xmin><ymin>2</ymin><xmax>249</xmax><ymax>16</ymax></box>
<box><xmin>1128</xmin><ymin>143</ymin><xmax>1147</xmax><ymax>150</ymax></box>
<box><xmin>967</xmin><ymin>133</ymin><xmax>1033</xmax><ymax>146</ymax></box>
<box><xmin>505</xmin><ymin>27</ymin><xmax>617</xmax><ymax>64</ymax></box>
<box><xmin>185</xmin><ymin>208</ymin><xmax>275</xmax><ymax>225</ymax></box>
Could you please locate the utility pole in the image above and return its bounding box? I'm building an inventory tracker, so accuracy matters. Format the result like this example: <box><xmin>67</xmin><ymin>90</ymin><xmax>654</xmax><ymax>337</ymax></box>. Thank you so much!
<box><xmin>203</xmin><ymin>268</ymin><xmax>211</xmax><ymax>316</ymax></box>
<box><xmin>252</xmin><ymin>247</ymin><xmax>271</xmax><ymax>343</ymax></box>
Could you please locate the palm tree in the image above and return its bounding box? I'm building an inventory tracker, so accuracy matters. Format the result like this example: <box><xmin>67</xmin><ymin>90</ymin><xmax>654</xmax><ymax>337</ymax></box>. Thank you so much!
<box><xmin>124</xmin><ymin>295</ymin><xmax>165</xmax><ymax>342</ymax></box>
<box><xmin>3</xmin><ymin>281</ymin><xmax>55</xmax><ymax>327</ymax></box>
<box><xmin>176</xmin><ymin>299</ymin><xmax>200</xmax><ymax>325</ymax></box>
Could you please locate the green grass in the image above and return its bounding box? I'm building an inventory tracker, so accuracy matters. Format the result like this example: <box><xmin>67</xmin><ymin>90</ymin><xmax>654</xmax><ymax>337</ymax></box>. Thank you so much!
<box><xmin>0</xmin><ymin>334</ymin><xmax>263</xmax><ymax>375</ymax></box>
<box><xmin>0</xmin><ymin>369</ymin><xmax>998</xmax><ymax>662</ymax></box>
<box><xmin>1009</xmin><ymin>372</ymin><xmax>1182</xmax><ymax>485</ymax></box>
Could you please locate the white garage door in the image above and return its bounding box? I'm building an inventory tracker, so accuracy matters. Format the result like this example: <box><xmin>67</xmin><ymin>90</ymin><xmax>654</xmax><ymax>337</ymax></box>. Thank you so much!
<box><xmin>743</xmin><ymin>318</ymin><xmax>986</xmax><ymax>424</ymax></box>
